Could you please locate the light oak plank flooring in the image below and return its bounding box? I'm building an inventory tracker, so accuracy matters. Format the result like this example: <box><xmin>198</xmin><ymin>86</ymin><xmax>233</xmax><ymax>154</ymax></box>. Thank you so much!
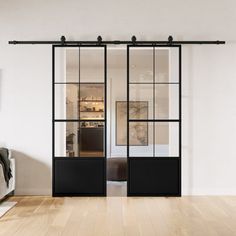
<box><xmin>107</xmin><ymin>181</ymin><xmax>127</xmax><ymax>196</ymax></box>
<box><xmin>0</xmin><ymin>196</ymin><xmax>236</xmax><ymax>236</ymax></box>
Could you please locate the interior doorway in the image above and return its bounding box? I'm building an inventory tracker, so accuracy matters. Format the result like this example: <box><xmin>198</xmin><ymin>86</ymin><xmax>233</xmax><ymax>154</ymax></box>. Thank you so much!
<box><xmin>106</xmin><ymin>46</ymin><xmax>127</xmax><ymax>196</ymax></box>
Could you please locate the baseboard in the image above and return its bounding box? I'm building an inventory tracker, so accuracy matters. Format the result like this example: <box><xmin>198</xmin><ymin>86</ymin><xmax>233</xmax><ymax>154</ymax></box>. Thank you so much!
<box><xmin>15</xmin><ymin>188</ymin><xmax>51</xmax><ymax>196</ymax></box>
<box><xmin>182</xmin><ymin>188</ymin><xmax>236</xmax><ymax>196</ymax></box>
<box><xmin>14</xmin><ymin>188</ymin><xmax>236</xmax><ymax>196</ymax></box>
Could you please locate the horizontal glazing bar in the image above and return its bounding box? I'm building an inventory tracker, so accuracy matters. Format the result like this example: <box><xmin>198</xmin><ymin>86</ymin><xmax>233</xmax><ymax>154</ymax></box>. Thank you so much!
<box><xmin>129</xmin><ymin>82</ymin><xmax>179</xmax><ymax>85</ymax></box>
<box><xmin>54</xmin><ymin>119</ymin><xmax>105</xmax><ymax>122</ymax></box>
<box><xmin>53</xmin><ymin>157</ymin><xmax>105</xmax><ymax>160</ymax></box>
<box><xmin>128</xmin><ymin>156</ymin><xmax>180</xmax><ymax>158</ymax></box>
<box><xmin>54</xmin><ymin>82</ymin><xmax>104</xmax><ymax>84</ymax></box>
<box><xmin>128</xmin><ymin>119</ymin><xmax>179</xmax><ymax>122</ymax></box>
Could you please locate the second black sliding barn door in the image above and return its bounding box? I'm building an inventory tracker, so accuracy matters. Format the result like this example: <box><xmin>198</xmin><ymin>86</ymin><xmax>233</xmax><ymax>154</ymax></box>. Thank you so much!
<box><xmin>53</xmin><ymin>45</ymin><xmax>107</xmax><ymax>196</ymax></box>
<box><xmin>127</xmin><ymin>45</ymin><xmax>181</xmax><ymax>196</ymax></box>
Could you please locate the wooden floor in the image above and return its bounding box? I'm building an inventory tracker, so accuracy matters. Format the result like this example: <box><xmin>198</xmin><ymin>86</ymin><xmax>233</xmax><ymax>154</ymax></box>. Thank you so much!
<box><xmin>0</xmin><ymin>196</ymin><xmax>236</xmax><ymax>236</ymax></box>
<box><xmin>107</xmin><ymin>181</ymin><xmax>127</xmax><ymax>196</ymax></box>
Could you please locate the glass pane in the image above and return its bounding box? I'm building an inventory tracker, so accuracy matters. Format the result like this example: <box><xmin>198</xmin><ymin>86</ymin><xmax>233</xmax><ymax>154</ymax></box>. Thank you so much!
<box><xmin>155</xmin><ymin>48</ymin><xmax>179</xmax><ymax>83</ymax></box>
<box><xmin>155</xmin><ymin>49</ymin><xmax>169</xmax><ymax>83</ymax></box>
<box><xmin>130</xmin><ymin>47</ymin><xmax>153</xmax><ymax>83</ymax></box>
<box><xmin>116</xmin><ymin>101</ymin><xmax>148</xmax><ymax>146</ymax></box>
<box><xmin>155</xmin><ymin>122</ymin><xmax>179</xmax><ymax>157</ymax></box>
<box><xmin>55</xmin><ymin>48</ymin><xmax>79</xmax><ymax>83</ymax></box>
<box><xmin>80</xmin><ymin>47</ymin><xmax>104</xmax><ymax>83</ymax></box>
<box><xmin>66</xmin><ymin>48</ymin><xmax>79</xmax><ymax>82</ymax></box>
<box><xmin>80</xmin><ymin>121</ymin><xmax>105</xmax><ymax>157</ymax></box>
<box><xmin>55</xmin><ymin>122</ymin><xmax>79</xmax><ymax>157</ymax></box>
<box><xmin>80</xmin><ymin>84</ymin><xmax>104</xmax><ymax>120</ymax></box>
<box><xmin>129</xmin><ymin>84</ymin><xmax>153</xmax><ymax>119</ymax></box>
<box><xmin>55</xmin><ymin>84</ymin><xmax>79</xmax><ymax>119</ymax></box>
<box><xmin>129</xmin><ymin>101</ymin><xmax>148</xmax><ymax>120</ymax></box>
<box><xmin>116</xmin><ymin>101</ymin><xmax>127</xmax><ymax>146</ymax></box>
<box><xmin>129</xmin><ymin>122</ymin><xmax>153</xmax><ymax>157</ymax></box>
<box><xmin>155</xmin><ymin>84</ymin><xmax>179</xmax><ymax>119</ymax></box>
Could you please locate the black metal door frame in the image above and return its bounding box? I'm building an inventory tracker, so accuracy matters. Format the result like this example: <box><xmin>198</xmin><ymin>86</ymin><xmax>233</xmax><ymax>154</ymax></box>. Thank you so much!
<box><xmin>127</xmin><ymin>45</ymin><xmax>182</xmax><ymax>196</ymax></box>
<box><xmin>52</xmin><ymin>45</ymin><xmax>107</xmax><ymax>196</ymax></box>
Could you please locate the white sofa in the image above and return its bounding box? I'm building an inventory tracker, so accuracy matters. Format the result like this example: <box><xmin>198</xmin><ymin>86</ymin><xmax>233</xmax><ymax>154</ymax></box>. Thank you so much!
<box><xmin>0</xmin><ymin>150</ymin><xmax>15</xmax><ymax>200</ymax></box>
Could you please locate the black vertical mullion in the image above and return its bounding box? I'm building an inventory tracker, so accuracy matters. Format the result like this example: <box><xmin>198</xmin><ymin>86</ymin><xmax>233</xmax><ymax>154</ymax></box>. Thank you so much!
<box><xmin>179</xmin><ymin>45</ymin><xmax>182</xmax><ymax>195</ymax></box>
<box><xmin>104</xmin><ymin>45</ymin><xmax>107</xmax><ymax>158</ymax></box>
<box><xmin>127</xmin><ymin>46</ymin><xmax>130</xmax><ymax>159</ymax></box>
<box><xmin>78</xmin><ymin>47</ymin><xmax>81</xmax><ymax>157</ymax></box>
<box><xmin>127</xmin><ymin>46</ymin><xmax>130</xmax><ymax>195</ymax></box>
<box><xmin>104</xmin><ymin>45</ymin><xmax>107</xmax><ymax>194</ymax></box>
<box><xmin>179</xmin><ymin>46</ymin><xmax>182</xmax><ymax>157</ymax></box>
<box><xmin>153</xmin><ymin>47</ymin><xmax>155</xmax><ymax>158</ymax></box>
<box><xmin>52</xmin><ymin>45</ymin><xmax>55</xmax><ymax>196</ymax></box>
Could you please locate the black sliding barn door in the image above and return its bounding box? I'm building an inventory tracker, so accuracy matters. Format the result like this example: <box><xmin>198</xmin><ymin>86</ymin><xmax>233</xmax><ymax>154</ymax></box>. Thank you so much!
<box><xmin>127</xmin><ymin>45</ymin><xmax>181</xmax><ymax>196</ymax></box>
<box><xmin>52</xmin><ymin>45</ymin><xmax>107</xmax><ymax>196</ymax></box>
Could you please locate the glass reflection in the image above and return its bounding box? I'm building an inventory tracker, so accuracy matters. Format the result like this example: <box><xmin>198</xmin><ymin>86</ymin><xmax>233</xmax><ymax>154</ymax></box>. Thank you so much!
<box><xmin>80</xmin><ymin>84</ymin><xmax>104</xmax><ymax>120</ymax></box>
<box><xmin>155</xmin><ymin>122</ymin><xmax>179</xmax><ymax>157</ymax></box>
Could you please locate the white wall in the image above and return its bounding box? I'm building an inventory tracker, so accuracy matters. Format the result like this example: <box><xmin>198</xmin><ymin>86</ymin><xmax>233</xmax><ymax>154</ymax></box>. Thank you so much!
<box><xmin>0</xmin><ymin>0</ymin><xmax>236</xmax><ymax>195</ymax></box>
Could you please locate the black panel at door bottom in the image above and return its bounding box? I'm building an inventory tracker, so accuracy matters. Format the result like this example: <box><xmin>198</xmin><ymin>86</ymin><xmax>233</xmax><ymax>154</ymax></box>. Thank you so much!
<box><xmin>54</xmin><ymin>158</ymin><xmax>106</xmax><ymax>196</ymax></box>
<box><xmin>128</xmin><ymin>157</ymin><xmax>181</xmax><ymax>196</ymax></box>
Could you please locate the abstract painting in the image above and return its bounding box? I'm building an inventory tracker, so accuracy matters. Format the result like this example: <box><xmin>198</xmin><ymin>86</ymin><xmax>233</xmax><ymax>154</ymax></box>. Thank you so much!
<box><xmin>116</xmin><ymin>101</ymin><xmax>148</xmax><ymax>146</ymax></box>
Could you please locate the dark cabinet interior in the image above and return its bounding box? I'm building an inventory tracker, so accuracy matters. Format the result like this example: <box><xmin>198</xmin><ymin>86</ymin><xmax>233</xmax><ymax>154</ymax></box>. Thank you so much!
<box><xmin>80</xmin><ymin>127</ymin><xmax>104</xmax><ymax>151</ymax></box>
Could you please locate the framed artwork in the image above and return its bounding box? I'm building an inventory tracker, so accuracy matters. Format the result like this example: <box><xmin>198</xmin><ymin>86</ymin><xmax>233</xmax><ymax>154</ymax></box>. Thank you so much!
<box><xmin>116</xmin><ymin>101</ymin><xmax>148</xmax><ymax>146</ymax></box>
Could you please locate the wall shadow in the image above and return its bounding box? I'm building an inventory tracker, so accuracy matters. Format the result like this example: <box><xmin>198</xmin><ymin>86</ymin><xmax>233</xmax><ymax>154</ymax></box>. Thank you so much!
<box><xmin>182</xmin><ymin>47</ymin><xmax>194</xmax><ymax>195</ymax></box>
<box><xmin>11</xmin><ymin>150</ymin><xmax>51</xmax><ymax>195</ymax></box>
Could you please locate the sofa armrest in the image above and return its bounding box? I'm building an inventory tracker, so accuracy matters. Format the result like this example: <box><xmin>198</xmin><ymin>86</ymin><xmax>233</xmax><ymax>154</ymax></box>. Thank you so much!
<box><xmin>8</xmin><ymin>150</ymin><xmax>12</xmax><ymax>159</ymax></box>
<box><xmin>0</xmin><ymin>158</ymin><xmax>15</xmax><ymax>199</ymax></box>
